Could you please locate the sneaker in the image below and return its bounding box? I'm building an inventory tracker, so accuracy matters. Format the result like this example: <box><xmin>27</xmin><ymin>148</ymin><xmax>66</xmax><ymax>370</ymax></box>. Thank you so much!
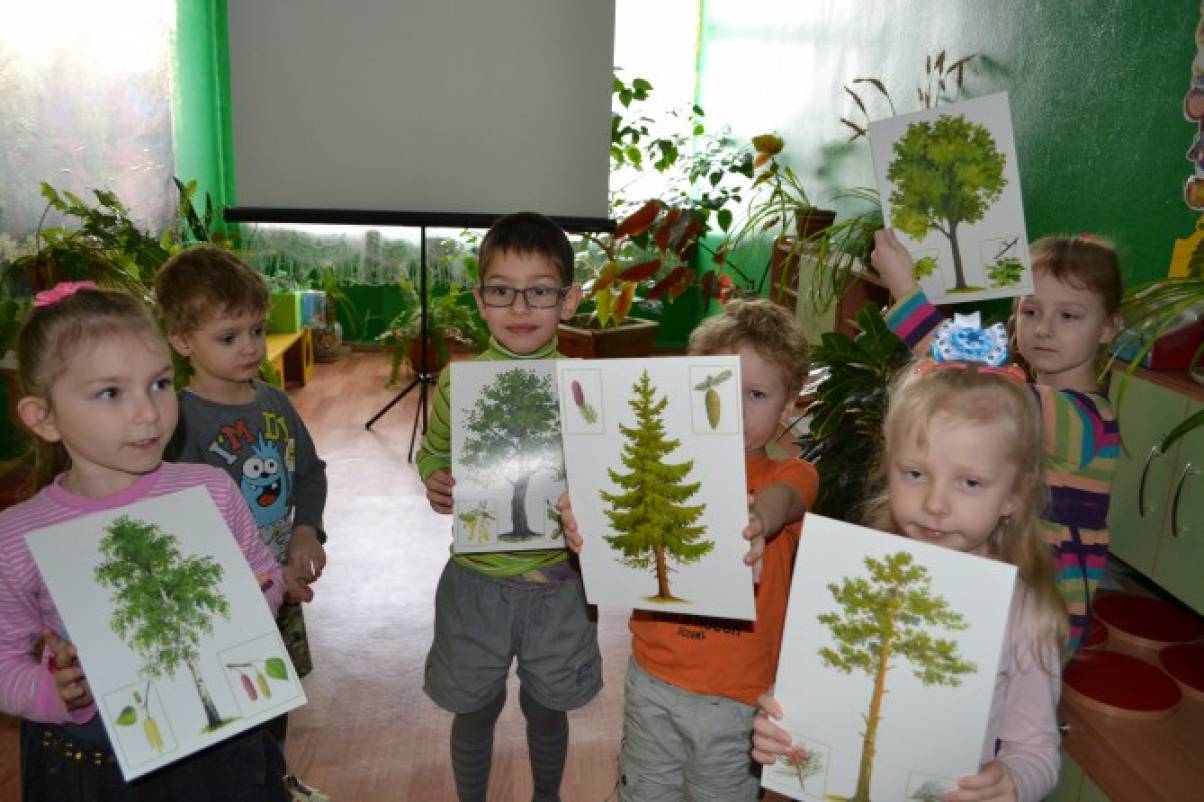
<box><xmin>283</xmin><ymin>774</ymin><xmax>332</xmax><ymax>802</ymax></box>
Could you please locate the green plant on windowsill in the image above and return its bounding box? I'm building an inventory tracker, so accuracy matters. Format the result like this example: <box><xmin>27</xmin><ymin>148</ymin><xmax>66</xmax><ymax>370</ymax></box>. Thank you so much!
<box><xmin>718</xmin><ymin>135</ymin><xmax>881</xmax><ymax>315</ymax></box>
<box><xmin>377</xmin><ymin>279</ymin><xmax>489</xmax><ymax>387</ymax></box>
<box><xmin>593</xmin><ymin>74</ymin><xmax>756</xmax><ymax>328</ymax></box>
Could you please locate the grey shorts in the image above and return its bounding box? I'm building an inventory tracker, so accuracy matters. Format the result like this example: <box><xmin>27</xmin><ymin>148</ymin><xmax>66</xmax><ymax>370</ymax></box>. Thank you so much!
<box><xmin>423</xmin><ymin>558</ymin><xmax>602</xmax><ymax>714</ymax></box>
<box><xmin>618</xmin><ymin>657</ymin><xmax>761</xmax><ymax>802</ymax></box>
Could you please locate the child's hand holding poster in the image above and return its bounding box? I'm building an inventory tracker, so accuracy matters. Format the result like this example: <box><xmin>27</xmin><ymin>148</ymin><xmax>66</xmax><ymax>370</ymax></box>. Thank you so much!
<box><xmin>450</xmin><ymin>360</ymin><xmax>568</xmax><ymax>552</ymax></box>
<box><xmin>557</xmin><ymin>356</ymin><xmax>755</xmax><ymax>621</ymax></box>
<box><xmin>763</xmin><ymin>514</ymin><xmax>1016</xmax><ymax>802</ymax></box>
<box><xmin>868</xmin><ymin>92</ymin><xmax>1032</xmax><ymax>304</ymax></box>
<box><xmin>25</xmin><ymin>487</ymin><xmax>305</xmax><ymax>781</ymax></box>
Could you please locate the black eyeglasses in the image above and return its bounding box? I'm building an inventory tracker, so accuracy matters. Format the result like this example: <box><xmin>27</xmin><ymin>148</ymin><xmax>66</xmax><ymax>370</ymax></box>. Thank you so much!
<box><xmin>478</xmin><ymin>285</ymin><xmax>569</xmax><ymax>308</ymax></box>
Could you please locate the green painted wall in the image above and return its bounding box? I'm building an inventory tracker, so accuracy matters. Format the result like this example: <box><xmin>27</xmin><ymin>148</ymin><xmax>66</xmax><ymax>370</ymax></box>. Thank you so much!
<box><xmin>698</xmin><ymin>0</ymin><xmax>1199</xmax><ymax>288</ymax></box>
<box><xmin>173</xmin><ymin>0</ymin><xmax>236</xmax><ymax>220</ymax></box>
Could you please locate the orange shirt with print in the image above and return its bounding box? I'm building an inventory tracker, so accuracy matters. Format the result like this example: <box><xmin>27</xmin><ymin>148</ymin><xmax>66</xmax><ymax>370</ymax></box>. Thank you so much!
<box><xmin>628</xmin><ymin>455</ymin><xmax>819</xmax><ymax>705</ymax></box>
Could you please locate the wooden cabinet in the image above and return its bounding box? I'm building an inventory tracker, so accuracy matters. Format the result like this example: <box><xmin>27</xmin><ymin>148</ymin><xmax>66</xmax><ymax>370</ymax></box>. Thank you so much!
<box><xmin>1107</xmin><ymin>370</ymin><xmax>1204</xmax><ymax>613</ymax></box>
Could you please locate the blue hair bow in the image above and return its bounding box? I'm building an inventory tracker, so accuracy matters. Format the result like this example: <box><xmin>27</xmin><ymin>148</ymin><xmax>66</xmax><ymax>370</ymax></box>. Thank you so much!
<box><xmin>930</xmin><ymin>313</ymin><xmax>1010</xmax><ymax>367</ymax></box>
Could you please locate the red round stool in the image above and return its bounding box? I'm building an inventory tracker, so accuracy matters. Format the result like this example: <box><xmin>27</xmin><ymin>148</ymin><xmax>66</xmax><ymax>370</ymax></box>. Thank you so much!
<box><xmin>1091</xmin><ymin>593</ymin><xmax>1204</xmax><ymax>651</ymax></box>
<box><xmin>1080</xmin><ymin>620</ymin><xmax>1108</xmax><ymax>651</ymax></box>
<box><xmin>1064</xmin><ymin>650</ymin><xmax>1181</xmax><ymax>719</ymax></box>
<box><xmin>1159</xmin><ymin>642</ymin><xmax>1204</xmax><ymax>703</ymax></box>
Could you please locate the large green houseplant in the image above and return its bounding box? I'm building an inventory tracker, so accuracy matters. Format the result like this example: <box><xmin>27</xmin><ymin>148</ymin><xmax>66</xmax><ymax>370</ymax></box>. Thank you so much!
<box><xmin>568</xmin><ymin>74</ymin><xmax>754</xmax><ymax>348</ymax></box>
<box><xmin>796</xmin><ymin>303</ymin><xmax>912</xmax><ymax>520</ymax></box>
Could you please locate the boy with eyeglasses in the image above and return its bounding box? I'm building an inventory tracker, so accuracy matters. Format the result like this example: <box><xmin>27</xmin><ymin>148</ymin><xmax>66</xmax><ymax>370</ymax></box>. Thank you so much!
<box><xmin>416</xmin><ymin>211</ymin><xmax>600</xmax><ymax>802</ymax></box>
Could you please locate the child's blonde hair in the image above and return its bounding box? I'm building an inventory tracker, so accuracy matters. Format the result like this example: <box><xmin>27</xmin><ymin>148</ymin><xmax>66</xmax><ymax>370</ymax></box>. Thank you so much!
<box><xmin>862</xmin><ymin>363</ymin><xmax>1067</xmax><ymax>664</ymax></box>
<box><xmin>16</xmin><ymin>287</ymin><xmax>164</xmax><ymax>491</ymax></box>
<box><xmin>687</xmin><ymin>299</ymin><xmax>811</xmax><ymax>398</ymax></box>
<box><xmin>154</xmin><ymin>246</ymin><xmax>270</xmax><ymax>335</ymax></box>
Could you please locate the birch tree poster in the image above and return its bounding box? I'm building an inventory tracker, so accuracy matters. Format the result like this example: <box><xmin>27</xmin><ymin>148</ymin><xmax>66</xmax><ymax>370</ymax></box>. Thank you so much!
<box><xmin>869</xmin><ymin>92</ymin><xmax>1032</xmax><ymax>304</ymax></box>
<box><xmin>25</xmin><ymin>486</ymin><xmax>304</xmax><ymax>781</ymax></box>
<box><xmin>450</xmin><ymin>360</ymin><xmax>567</xmax><ymax>553</ymax></box>
<box><xmin>558</xmin><ymin>356</ymin><xmax>755</xmax><ymax>620</ymax></box>
<box><xmin>763</xmin><ymin>515</ymin><xmax>1016</xmax><ymax>802</ymax></box>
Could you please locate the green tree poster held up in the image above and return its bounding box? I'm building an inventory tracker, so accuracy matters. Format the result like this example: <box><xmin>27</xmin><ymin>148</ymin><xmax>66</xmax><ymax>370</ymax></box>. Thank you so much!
<box><xmin>887</xmin><ymin>114</ymin><xmax>1006</xmax><ymax>292</ymax></box>
<box><xmin>460</xmin><ymin>367</ymin><xmax>560</xmax><ymax>540</ymax></box>
<box><xmin>95</xmin><ymin>516</ymin><xmax>231</xmax><ymax>731</ymax></box>
<box><xmin>601</xmin><ymin>369</ymin><xmax>710</xmax><ymax>601</ymax></box>
<box><xmin>817</xmin><ymin>551</ymin><xmax>975</xmax><ymax>802</ymax></box>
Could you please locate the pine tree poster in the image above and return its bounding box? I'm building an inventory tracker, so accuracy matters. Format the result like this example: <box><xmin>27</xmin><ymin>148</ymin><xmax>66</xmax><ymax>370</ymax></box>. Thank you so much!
<box><xmin>450</xmin><ymin>360</ymin><xmax>568</xmax><ymax>553</ymax></box>
<box><xmin>557</xmin><ymin>356</ymin><xmax>755</xmax><ymax>620</ymax></box>
<box><xmin>25</xmin><ymin>486</ymin><xmax>305</xmax><ymax>781</ymax></box>
<box><xmin>763</xmin><ymin>515</ymin><xmax>1016</xmax><ymax>801</ymax></box>
<box><xmin>868</xmin><ymin>92</ymin><xmax>1033</xmax><ymax>304</ymax></box>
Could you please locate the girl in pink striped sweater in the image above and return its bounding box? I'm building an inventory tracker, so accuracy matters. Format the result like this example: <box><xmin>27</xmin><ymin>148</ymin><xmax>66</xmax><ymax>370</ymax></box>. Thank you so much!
<box><xmin>0</xmin><ymin>284</ymin><xmax>288</xmax><ymax>802</ymax></box>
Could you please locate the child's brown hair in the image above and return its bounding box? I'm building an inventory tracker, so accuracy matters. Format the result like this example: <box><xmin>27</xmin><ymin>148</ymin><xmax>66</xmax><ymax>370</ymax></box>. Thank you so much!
<box><xmin>1027</xmin><ymin>235</ymin><xmax>1123</xmax><ymax>317</ymax></box>
<box><xmin>477</xmin><ymin>212</ymin><xmax>575</xmax><ymax>286</ymax></box>
<box><xmin>154</xmin><ymin>246</ymin><xmax>270</xmax><ymax>334</ymax></box>
<box><xmin>687</xmin><ymin>299</ymin><xmax>810</xmax><ymax>398</ymax></box>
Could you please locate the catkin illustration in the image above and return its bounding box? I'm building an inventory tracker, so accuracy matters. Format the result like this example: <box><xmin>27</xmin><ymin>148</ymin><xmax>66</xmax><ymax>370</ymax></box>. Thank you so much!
<box><xmin>693</xmin><ymin>369</ymin><xmax>733</xmax><ymax>429</ymax></box>
<box><xmin>143</xmin><ymin>716</ymin><xmax>165</xmax><ymax>753</ymax></box>
<box><xmin>256</xmin><ymin>670</ymin><xmax>272</xmax><ymax>699</ymax></box>
<box><xmin>571</xmin><ymin>380</ymin><xmax>598</xmax><ymax>424</ymax></box>
<box><xmin>240</xmin><ymin>671</ymin><xmax>258</xmax><ymax>701</ymax></box>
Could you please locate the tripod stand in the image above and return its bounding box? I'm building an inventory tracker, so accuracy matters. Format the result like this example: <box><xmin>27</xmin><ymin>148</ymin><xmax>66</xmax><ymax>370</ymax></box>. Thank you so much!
<box><xmin>365</xmin><ymin>225</ymin><xmax>436</xmax><ymax>462</ymax></box>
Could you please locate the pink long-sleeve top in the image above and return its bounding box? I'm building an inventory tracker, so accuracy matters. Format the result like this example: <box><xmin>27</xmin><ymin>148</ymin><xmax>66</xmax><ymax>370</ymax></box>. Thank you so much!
<box><xmin>983</xmin><ymin>581</ymin><xmax>1063</xmax><ymax>802</ymax></box>
<box><xmin>0</xmin><ymin>462</ymin><xmax>284</xmax><ymax>724</ymax></box>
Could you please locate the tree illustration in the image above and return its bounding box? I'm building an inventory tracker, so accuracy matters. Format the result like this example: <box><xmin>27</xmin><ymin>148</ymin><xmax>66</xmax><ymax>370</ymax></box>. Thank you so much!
<box><xmin>817</xmin><ymin>551</ymin><xmax>975</xmax><ymax>802</ymax></box>
<box><xmin>601</xmin><ymin>369</ymin><xmax>710</xmax><ymax>601</ymax></box>
<box><xmin>887</xmin><ymin>114</ymin><xmax>1007</xmax><ymax>291</ymax></box>
<box><xmin>95</xmin><ymin>516</ymin><xmax>231</xmax><ymax>731</ymax></box>
<box><xmin>460</xmin><ymin>368</ymin><xmax>561</xmax><ymax>540</ymax></box>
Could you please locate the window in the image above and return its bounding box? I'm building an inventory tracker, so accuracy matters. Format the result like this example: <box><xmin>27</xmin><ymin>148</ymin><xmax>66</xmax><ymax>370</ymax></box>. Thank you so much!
<box><xmin>0</xmin><ymin>1</ymin><xmax>176</xmax><ymax>258</ymax></box>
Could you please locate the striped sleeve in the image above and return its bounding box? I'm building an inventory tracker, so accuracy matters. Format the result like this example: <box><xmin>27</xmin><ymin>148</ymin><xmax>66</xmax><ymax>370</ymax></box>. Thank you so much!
<box><xmin>1028</xmin><ymin>386</ymin><xmax>1118</xmax><ymax>470</ymax></box>
<box><xmin>0</xmin><ymin>493</ymin><xmax>93</xmax><ymax>723</ymax></box>
<box><xmin>415</xmin><ymin>365</ymin><xmax>454</xmax><ymax>482</ymax></box>
<box><xmin>885</xmin><ymin>288</ymin><xmax>945</xmax><ymax>353</ymax></box>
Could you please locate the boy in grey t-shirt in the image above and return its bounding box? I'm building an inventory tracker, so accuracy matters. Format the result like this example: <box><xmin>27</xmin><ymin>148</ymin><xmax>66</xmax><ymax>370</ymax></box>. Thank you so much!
<box><xmin>157</xmin><ymin>245</ymin><xmax>329</xmax><ymax>802</ymax></box>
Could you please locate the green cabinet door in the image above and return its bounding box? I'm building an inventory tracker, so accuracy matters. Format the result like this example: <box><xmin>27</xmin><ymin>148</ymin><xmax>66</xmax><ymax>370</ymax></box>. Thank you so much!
<box><xmin>1046</xmin><ymin>750</ymin><xmax>1085</xmax><ymax>802</ymax></box>
<box><xmin>1048</xmin><ymin>749</ymin><xmax>1113</xmax><ymax>802</ymax></box>
<box><xmin>1108</xmin><ymin>375</ymin><xmax>1185</xmax><ymax>574</ymax></box>
<box><xmin>1151</xmin><ymin>399</ymin><xmax>1204</xmax><ymax>614</ymax></box>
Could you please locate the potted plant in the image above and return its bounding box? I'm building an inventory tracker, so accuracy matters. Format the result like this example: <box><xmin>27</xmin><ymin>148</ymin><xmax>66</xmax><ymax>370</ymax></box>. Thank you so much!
<box><xmin>377</xmin><ymin>279</ymin><xmax>488</xmax><ymax>387</ymax></box>
<box><xmin>717</xmin><ymin>131</ymin><xmax>871</xmax><ymax>313</ymax></box>
<box><xmin>796</xmin><ymin>303</ymin><xmax>912</xmax><ymax>519</ymax></box>
<box><xmin>311</xmin><ymin>266</ymin><xmax>357</xmax><ymax>362</ymax></box>
<box><xmin>559</xmin><ymin>75</ymin><xmax>755</xmax><ymax>358</ymax></box>
<box><xmin>563</xmin><ymin>200</ymin><xmax>744</xmax><ymax>358</ymax></box>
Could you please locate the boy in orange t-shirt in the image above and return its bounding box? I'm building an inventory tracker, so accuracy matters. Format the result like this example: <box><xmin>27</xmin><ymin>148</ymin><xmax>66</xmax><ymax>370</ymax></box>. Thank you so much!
<box><xmin>563</xmin><ymin>299</ymin><xmax>817</xmax><ymax>801</ymax></box>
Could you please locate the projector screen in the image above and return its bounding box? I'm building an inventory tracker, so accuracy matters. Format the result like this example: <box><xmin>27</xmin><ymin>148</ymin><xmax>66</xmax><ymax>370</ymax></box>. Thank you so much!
<box><xmin>225</xmin><ymin>0</ymin><xmax>615</xmax><ymax>228</ymax></box>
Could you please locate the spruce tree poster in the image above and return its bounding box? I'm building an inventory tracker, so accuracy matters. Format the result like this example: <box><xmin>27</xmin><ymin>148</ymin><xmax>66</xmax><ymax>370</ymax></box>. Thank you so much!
<box><xmin>763</xmin><ymin>515</ymin><xmax>1016</xmax><ymax>801</ymax></box>
<box><xmin>25</xmin><ymin>486</ymin><xmax>305</xmax><ymax>781</ymax></box>
<box><xmin>868</xmin><ymin>92</ymin><xmax>1033</xmax><ymax>304</ymax></box>
<box><xmin>450</xmin><ymin>360</ymin><xmax>568</xmax><ymax>553</ymax></box>
<box><xmin>557</xmin><ymin>356</ymin><xmax>755</xmax><ymax>620</ymax></box>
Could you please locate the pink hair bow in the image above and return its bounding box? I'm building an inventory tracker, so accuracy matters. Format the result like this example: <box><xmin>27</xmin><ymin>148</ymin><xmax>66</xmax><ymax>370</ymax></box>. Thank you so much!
<box><xmin>33</xmin><ymin>280</ymin><xmax>97</xmax><ymax>307</ymax></box>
